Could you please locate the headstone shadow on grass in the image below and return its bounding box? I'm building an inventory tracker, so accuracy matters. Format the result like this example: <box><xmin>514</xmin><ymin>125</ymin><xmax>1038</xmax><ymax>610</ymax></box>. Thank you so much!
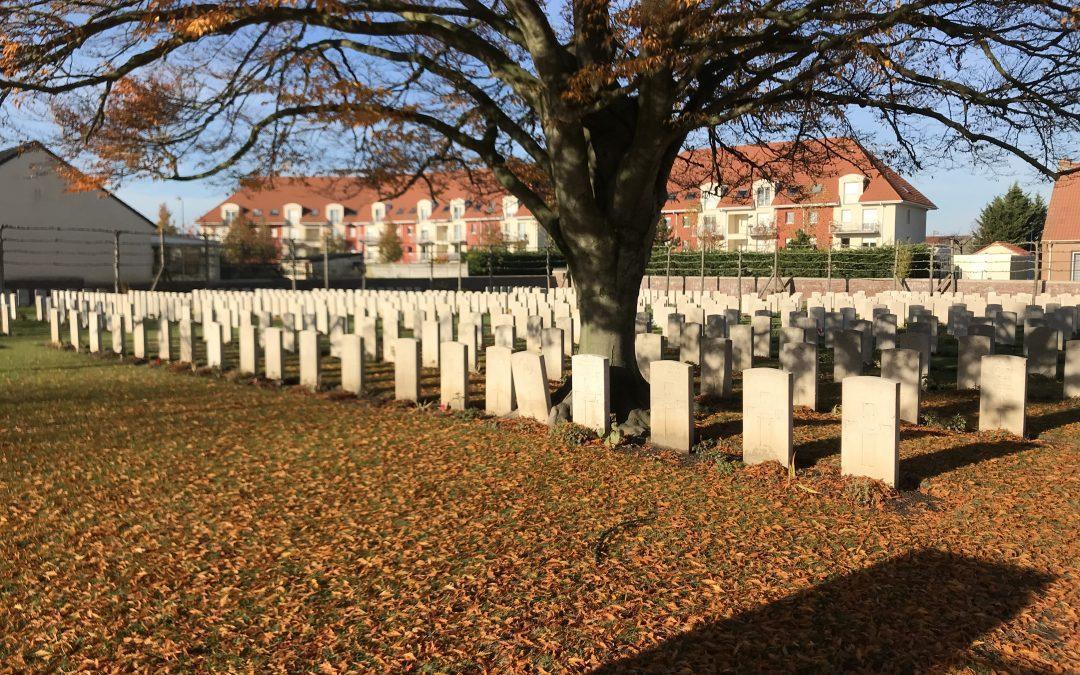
<box><xmin>595</xmin><ymin>549</ymin><xmax>1053</xmax><ymax>673</ymax></box>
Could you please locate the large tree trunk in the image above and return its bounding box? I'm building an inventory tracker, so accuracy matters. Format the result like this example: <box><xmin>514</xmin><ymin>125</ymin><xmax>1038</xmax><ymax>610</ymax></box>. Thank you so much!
<box><xmin>554</xmin><ymin>207</ymin><xmax>659</xmax><ymax>419</ymax></box>
<box><xmin>539</xmin><ymin>108</ymin><xmax>682</xmax><ymax>423</ymax></box>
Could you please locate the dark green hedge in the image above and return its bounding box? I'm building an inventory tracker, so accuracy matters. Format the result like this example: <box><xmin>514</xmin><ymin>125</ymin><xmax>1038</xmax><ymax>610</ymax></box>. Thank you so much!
<box><xmin>466</xmin><ymin>249</ymin><xmax>566</xmax><ymax>276</ymax></box>
<box><xmin>645</xmin><ymin>244</ymin><xmax>933</xmax><ymax>279</ymax></box>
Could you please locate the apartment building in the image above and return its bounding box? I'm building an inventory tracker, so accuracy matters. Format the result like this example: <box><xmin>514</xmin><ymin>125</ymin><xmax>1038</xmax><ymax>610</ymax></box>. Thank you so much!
<box><xmin>197</xmin><ymin>175</ymin><xmax>549</xmax><ymax>263</ymax></box>
<box><xmin>197</xmin><ymin>138</ymin><xmax>934</xmax><ymax>260</ymax></box>
<box><xmin>663</xmin><ymin>139</ymin><xmax>936</xmax><ymax>252</ymax></box>
<box><xmin>1041</xmin><ymin>160</ymin><xmax>1080</xmax><ymax>281</ymax></box>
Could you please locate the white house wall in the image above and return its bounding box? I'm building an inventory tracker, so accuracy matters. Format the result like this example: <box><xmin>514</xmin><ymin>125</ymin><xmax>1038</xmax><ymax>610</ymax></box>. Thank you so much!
<box><xmin>1</xmin><ymin>149</ymin><xmax>155</xmax><ymax>284</ymax></box>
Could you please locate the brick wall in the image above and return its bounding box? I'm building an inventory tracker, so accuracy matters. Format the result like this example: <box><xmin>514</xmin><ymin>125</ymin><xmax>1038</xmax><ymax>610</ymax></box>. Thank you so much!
<box><xmin>639</xmin><ymin>275</ymin><xmax>1080</xmax><ymax>297</ymax></box>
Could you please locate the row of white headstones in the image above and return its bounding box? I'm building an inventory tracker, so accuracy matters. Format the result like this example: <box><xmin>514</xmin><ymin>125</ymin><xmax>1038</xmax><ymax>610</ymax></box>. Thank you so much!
<box><xmin>34</xmin><ymin>287</ymin><xmax>1080</xmax><ymax>488</ymax></box>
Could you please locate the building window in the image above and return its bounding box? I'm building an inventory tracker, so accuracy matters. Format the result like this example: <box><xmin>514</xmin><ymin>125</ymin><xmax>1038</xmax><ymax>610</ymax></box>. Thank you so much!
<box><xmin>327</xmin><ymin>205</ymin><xmax>343</xmax><ymax>225</ymax></box>
<box><xmin>450</xmin><ymin>200</ymin><xmax>465</xmax><ymax>221</ymax></box>
<box><xmin>222</xmin><ymin>204</ymin><xmax>240</xmax><ymax>224</ymax></box>
<box><xmin>1072</xmin><ymin>252</ymin><xmax>1080</xmax><ymax>281</ymax></box>
<box><xmin>417</xmin><ymin>200</ymin><xmax>432</xmax><ymax>221</ymax></box>
<box><xmin>754</xmin><ymin>184</ymin><xmax>773</xmax><ymax>207</ymax></box>
<box><xmin>270</xmin><ymin>209</ymin><xmax>279</xmax><ymax>216</ymax></box>
<box><xmin>785</xmin><ymin>212</ymin><xmax>794</xmax><ymax>224</ymax></box>
<box><xmin>906</xmin><ymin>209</ymin><xmax>912</xmax><ymax>225</ymax></box>
<box><xmin>407</xmin><ymin>226</ymin><xmax>413</xmax><ymax>235</ymax></box>
<box><xmin>502</xmin><ymin>196</ymin><xmax>519</xmax><ymax>217</ymax></box>
<box><xmin>471</xmin><ymin>224</ymin><xmax>476</xmax><ymax>235</ymax></box>
<box><xmin>862</xmin><ymin>209</ymin><xmax>879</xmax><ymax>227</ymax></box>
<box><xmin>841</xmin><ymin>209</ymin><xmax>853</xmax><ymax>224</ymax></box>
<box><xmin>372</xmin><ymin>203</ymin><xmax>386</xmax><ymax>223</ymax></box>
<box><xmin>840</xmin><ymin>237</ymin><xmax>851</xmax><ymax>248</ymax></box>
<box><xmin>809</xmin><ymin>212</ymin><xmax>819</xmax><ymax>225</ymax></box>
<box><xmin>843</xmin><ymin>181</ymin><xmax>862</xmax><ymax>204</ymax></box>
<box><xmin>453</xmin><ymin>223</ymin><xmax>462</xmax><ymax>241</ymax></box>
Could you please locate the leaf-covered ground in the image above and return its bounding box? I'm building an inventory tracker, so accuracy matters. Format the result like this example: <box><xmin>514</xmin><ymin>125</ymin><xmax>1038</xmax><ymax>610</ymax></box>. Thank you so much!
<box><xmin>0</xmin><ymin>318</ymin><xmax>1077</xmax><ymax>672</ymax></box>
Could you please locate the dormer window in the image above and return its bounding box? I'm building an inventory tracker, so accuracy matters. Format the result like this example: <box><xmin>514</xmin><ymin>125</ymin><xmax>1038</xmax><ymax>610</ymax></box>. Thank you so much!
<box><xmin>754</xmin><ymin>183</ymin><xmax>773</xmax><ymax>207</ymax></box>
<box><xmin>326</xmin><ymin>204</ymin><xmax>344</xmax><ymax>225</ymax></box>
<box><xmin>700</xmin><ymin>183</ymin><xmax>725</xmax><ymax>210</ymax></box>
<box><xmin>372</xmin><ymin>202</ymin><xmax>386</xmax><ymax>223</ymax></box>
<box><xmin>502</xmin><ymin>196</ymin><xmax>519</xmax><ymax>217</ymax></box>
<box><xmin>221</xmin><ymin>203</ymin><xmax>240</xmax><ymax>224</ymax></box>
<box><xmin>841</xmin><ymin>175</ymin><xmax>866</xmax><ymax>204</ymax></box>
<box><xmin>417</xmin><ymin>199</ymin><xmax>432</xmax><ymax>221</ymax></box>
<box><xmin>450</xmin><ymin>199</ymin><xmax>465</xmax><ymax>221</ymax></box>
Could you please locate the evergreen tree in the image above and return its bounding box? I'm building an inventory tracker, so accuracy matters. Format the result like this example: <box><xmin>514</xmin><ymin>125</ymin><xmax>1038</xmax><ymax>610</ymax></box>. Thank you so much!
<box><xmin>377</xmin><ymin>224</ymin><xmax>404</xmax><ymax>263</ymax></box>
<box><xmin>654</xmin><ymin>217</ymin><xmax>677</xmax><ymax>248</ymax></box>
<box><xmin>786</xmin><ymin>229</ymin><xmax>816</xmax><ymax>249</ymax></box>
<box><xmin>972</xmin><ymin>184</ymin><xmax>1047</xmax><ymax>247</ymax></box>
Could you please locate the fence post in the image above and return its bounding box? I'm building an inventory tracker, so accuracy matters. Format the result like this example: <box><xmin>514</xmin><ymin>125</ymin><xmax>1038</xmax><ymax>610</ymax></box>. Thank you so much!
<box><xmin>322</xmin><ymin>224</ymin><xmax>330</xmax><ymax>290</ymax></box>
<box><xmin>204</xmin><ymin>231</ymin><xmax>212</xmax><ymax>286</ymax></box>
<box><xmin>288</xmin><ymin>238</ymin><xmax>297</xmax><ymax>291</ymax></box>
<box><xmin>892</xmin><ymin>243</ymin><xmax>899</xmax><ymax>290</ymax></box>
<box><xmin>928</xmin><ymin>246</ymin><xmax>934</xmax><ymax>296</ymax></box>
<box><xmin>699</xmin><ymin>242</ymin><xmax>705</xmax><ymax>292</ymax></box>
<box><xmin>150</xmin><ymin>226</ymin><xmax>165</xmax><ymax>291</ymax></box>
<box><xmin>545</xmin><ymin>245</ymin><xmax>551</xmax><ymax>296</ymax></box>
<box><xmin>826</xmin><ymin>246</ymin><xmax>832</xmax><ymax>294</ymax></box>
<box><xmin>665</xmin><ymin>245</ymin><xmax>672</xmax><ymax>301</ymax></box>
<box><xmin>0</xmin><ymin>224</ymin><xmax>6</xmax><ymax>297</ymax></box>
<box><xmin>113</xmin><ymin>231</ymin><xmax>121</xmax><ymax>293</ymax></box>
<box><xmin>1032</xmin><ymin>241</ymin><xmax>1040</xmax><ymax>304</ymax></box>
<box><xmin>736</xmin><ymin>249</ymin><xmax>743</xmax><ymax>313</ymax></box>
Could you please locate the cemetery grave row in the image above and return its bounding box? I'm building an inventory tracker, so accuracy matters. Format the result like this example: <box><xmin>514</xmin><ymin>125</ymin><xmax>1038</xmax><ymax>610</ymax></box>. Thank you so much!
<box><xmin>17</xmin><ymin>283</ymin><xmax>1080</xmax><ymax>490</ymax></box>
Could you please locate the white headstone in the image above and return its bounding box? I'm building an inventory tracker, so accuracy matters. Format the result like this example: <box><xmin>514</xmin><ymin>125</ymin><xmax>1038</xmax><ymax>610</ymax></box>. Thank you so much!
<box><xmin>978</xmin><ymin>355</ymin><xmax>1027</xmax><ymax>436</ymax></box>
<box><xmin>881</xmin><ymin>348</ymin><xmax>921</xmax><ymax>424</ymax></box>
<box><xmin>484</xmin><ymin>346</ymin><xmax>516</xmax><ymax>415</ymax></box>
<box><xmin>841</xmin><ymin>376</ymin><xmax>900</xmax><ymax>487</ymax></box>
<box><xmin>340</xmin><ymin>334</ymin><xmax>365</xmax><ymax>395</ymax></box>
<box><xmin>299</xmin><ymin>329</ymin><xmax>321</xmax><ymax>390</ymax></box>
<box><xmin>780</xmin><ymin>342</ymin><xmax>817</xmax><ymax>411</ymax></box>
<box><xmin>394</xmin><ymin>338</ymin><xmax>421</xmax><ymax>402</ymax></box>
<box><xmin>650</xmin><ymin>360</ymin><xmax>694</xmax><ymax>454</ymax></box>
<box><xmin>511</xmin><ymin>351</ymin><xmax>551</xmax><ymax>423</ymax></box>
<box><xmin>264</xmin><ymin>327</ymin><xmax>284</xmax><ymax>381</ymax></box>
<box><xmin>571</xmin><ymin>354</ymin><xmax>610</xmax><ymax>436</ymax></box>
<box><xmin>742</xmin><ymin>368</ymin><xmax>793</xmax><ymax>467</ymax></box>
<box><xmin>439</xmin><ymin>342</ymin><xmax>469</xmax><ymax>410</ymax></box>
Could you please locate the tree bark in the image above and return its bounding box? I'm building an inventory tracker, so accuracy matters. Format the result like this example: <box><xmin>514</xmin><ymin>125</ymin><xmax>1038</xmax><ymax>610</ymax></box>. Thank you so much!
<box><xmin>556</xmin><ymin>208</ymin><xmax>659</xmax><ymax>417</ymax></box>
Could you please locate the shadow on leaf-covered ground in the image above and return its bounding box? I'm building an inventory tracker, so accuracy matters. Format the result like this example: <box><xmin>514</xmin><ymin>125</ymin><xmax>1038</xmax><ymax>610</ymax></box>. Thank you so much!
<box><xmin>596</xmin><ymin>549</ymin><xmax>1052</xmax><ymax>673</ymax></box>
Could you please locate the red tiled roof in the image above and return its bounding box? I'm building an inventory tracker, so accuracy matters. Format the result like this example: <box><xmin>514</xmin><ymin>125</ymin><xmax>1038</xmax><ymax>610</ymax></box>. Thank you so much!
<box><xmin>199</xmin><ymin>137</ymin><xmax>936</xmax><ymax>224</ymax></box>
<box><xmin>664</xmin><ymin>138</ymin><xmax>936</xmax><ymax>211</ymax></box>
<box><xmin>973</xmin><ymin>241</ymin><xmax>1031</xmax><ymax>256</ymax></box>
<box><xmin>1043</xmin><ymin>160</ymin><xmax>1080</xmax><ymax>241</ymax></box>
<box><xmin>197</xmin><ymin>173</ymin><xmax>509</xmax><ymax>225</ymax></box>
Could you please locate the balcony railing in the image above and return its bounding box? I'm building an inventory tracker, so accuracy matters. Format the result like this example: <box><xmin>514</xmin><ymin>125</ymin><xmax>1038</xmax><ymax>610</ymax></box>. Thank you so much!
<box><xmin>833</xmin><ymin>222</ymin><xmax>880</xmax><ymax>234</ymax></box>
<box><xmin>748</xmin><ymin>223</ymin><xmax>777</xmax><ymax>238</ymax></box>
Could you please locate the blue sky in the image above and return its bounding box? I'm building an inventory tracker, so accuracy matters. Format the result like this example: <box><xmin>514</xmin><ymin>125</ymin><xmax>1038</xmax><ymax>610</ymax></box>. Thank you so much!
<box><xmin>113</xmin><ymin>153</ymin><xmax>1057</xmax><ymax>237</ymax></box>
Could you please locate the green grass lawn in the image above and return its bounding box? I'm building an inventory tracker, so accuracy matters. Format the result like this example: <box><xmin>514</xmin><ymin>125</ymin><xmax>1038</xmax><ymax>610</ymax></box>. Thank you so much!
<box><xmin>0</xmin><ymin>318</ymin><xmax>1077</xmax><ymax>671</ymax></box>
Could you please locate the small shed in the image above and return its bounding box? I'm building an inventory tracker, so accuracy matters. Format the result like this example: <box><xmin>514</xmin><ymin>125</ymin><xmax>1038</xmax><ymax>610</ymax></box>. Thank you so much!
<box><xmin>953</xmin><ymin>241</ymin><xmax>1034</xmax><ymax>280</ymax></box>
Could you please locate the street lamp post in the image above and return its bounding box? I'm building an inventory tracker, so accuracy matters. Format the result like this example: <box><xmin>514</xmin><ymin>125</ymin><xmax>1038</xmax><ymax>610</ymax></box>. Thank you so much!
<box><xmin>175</xmin><ymin>196</ymin><xmax>186</xmax><ymax>234</ymax></box>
